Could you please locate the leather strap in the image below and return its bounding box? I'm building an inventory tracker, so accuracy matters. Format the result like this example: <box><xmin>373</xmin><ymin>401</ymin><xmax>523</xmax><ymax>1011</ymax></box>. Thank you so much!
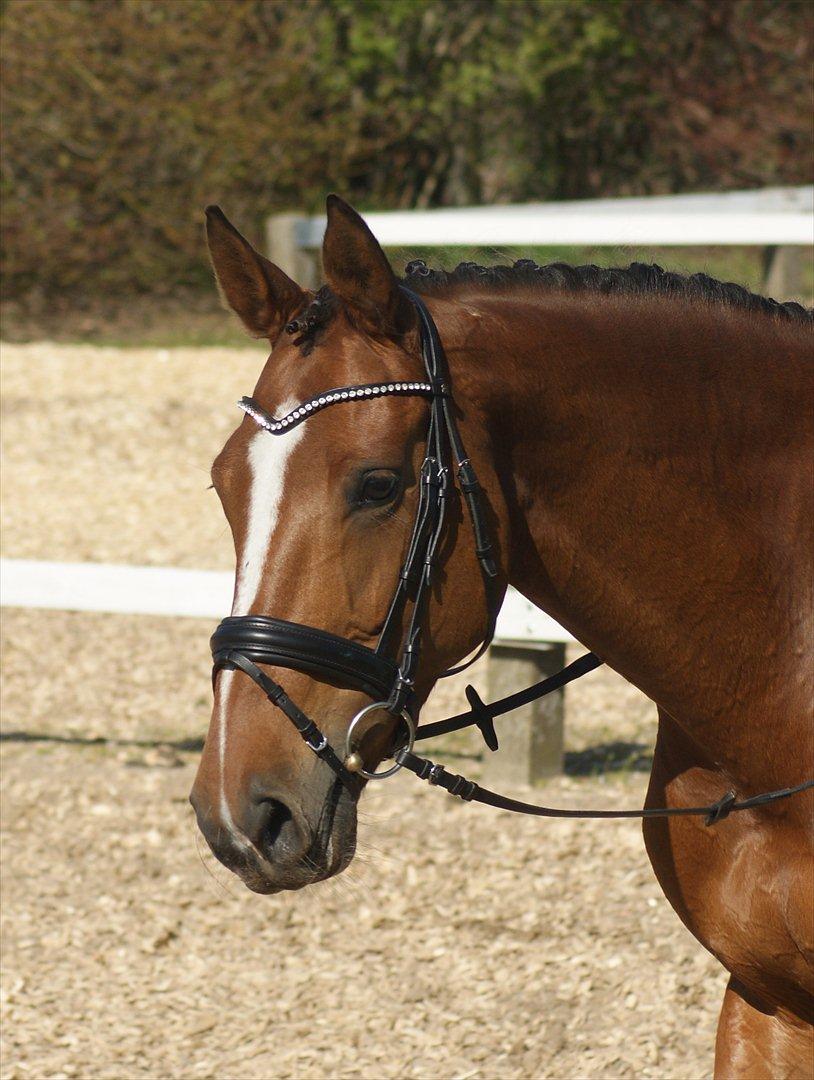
<box><xmin>215</xmin><ymin>650</ymin><xmax>356</xmax><ymax>786</ymax></box>
<box><xmin>401</xmin><ymin>288</ymin><xmax>498</xmax><ymax>581</ymax></box>
<box><xmin>395</xmin><ymin>750</ymin><xmax>814</xmax><ymax>826</ymax></box>
<box><xmin>417</xmin><ymin>651</ymin><xmax>604</xmax><ymax>749</ymax></box>
<box><xmin>211</xmin><ymin>616</ymin><xmax>397</xmax><ymax>701</ymax></box>
<box><xmin>238</xmin><ymin>381</ymin><xmax>432</xmax><ymax>435</ymax></box>
<box><xmin>400</xmin><ymin>287</ymin><xmax>501</xmax><ymax>681</ymax></box>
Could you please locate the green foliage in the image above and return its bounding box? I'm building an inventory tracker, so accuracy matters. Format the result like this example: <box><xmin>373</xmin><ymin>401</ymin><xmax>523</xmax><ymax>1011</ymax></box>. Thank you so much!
<box><xmin>2</xmin><ymin>0</ymin><xmax>812</xmax><ymax>298</ymax></box>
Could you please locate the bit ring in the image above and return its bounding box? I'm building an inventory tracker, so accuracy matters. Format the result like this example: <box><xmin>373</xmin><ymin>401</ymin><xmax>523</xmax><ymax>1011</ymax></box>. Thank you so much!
<box><xmin>344</xmin><ymin>702</ymin><xmax>415</xmax><ymax>780</ymax></box>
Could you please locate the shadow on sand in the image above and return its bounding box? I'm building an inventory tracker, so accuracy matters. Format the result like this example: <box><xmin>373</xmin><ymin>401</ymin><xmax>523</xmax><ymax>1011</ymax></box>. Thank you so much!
<box><xmin>0</xmin><ymin>729</ymin><xmax>205</xmax><ymax>753</ymax></box>
<box><xmin>1</xmin><ymin>730</ymin><xmax>653</xmax><ymax>775</ymax></box>
<box><xmin>564</xmin><ymin>740</ymin><xmax>653</xmax><ymax>776</ymax></box>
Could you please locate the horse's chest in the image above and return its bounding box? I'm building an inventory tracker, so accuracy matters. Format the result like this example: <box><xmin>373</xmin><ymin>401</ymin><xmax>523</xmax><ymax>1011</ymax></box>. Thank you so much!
<box><xmin>644</xmin><ymin>743</ymin><xmax>813</xmax><ymax>1016</ymax></box>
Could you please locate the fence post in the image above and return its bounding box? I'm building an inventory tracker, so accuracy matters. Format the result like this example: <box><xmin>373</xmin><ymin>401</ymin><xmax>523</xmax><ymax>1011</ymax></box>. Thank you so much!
<box><xmin>266</xmin><ymin>213</ymin><xmax>320</xmax><ymax>289</ymax></box>
<box><xmin>481</xmin><ymin>642</ymin><xmax>565</xmax><ymax>787</ymax></box>
<box><xmin>763</xmin><ymin>245</ymin><xmax>806</xmax><ymax>300</ymax></box>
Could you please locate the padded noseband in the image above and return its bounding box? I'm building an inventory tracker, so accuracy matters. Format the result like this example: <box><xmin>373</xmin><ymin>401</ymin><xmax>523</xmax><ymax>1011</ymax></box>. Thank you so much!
<box><xmin>211</xmin><ymin>616</ymin><xmax>398</xmax><ymax>702</ymax></box>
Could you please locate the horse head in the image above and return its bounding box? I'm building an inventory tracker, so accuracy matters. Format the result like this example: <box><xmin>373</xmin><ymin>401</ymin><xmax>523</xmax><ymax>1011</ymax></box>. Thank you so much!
<box><xmin>190</xmin><ymin>196</ymin><xmax>505</xmax><ymax>893</ymax></box>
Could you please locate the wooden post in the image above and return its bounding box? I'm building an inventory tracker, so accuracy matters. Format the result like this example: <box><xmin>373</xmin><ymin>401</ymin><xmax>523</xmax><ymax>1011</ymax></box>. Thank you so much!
<box><xmin>266</xmin><ymin>213</ymin><xmax>320</xmax><ymax>289</ymax></box>
<box><xmin>763</xmin><ymin>245</ymin><xmax>807</xmax><ymax>301</ymax></box>
<box><xmin>481</xmin><ymin>642</ymin><xmax>566</xmax><ymax>787</ymax></box>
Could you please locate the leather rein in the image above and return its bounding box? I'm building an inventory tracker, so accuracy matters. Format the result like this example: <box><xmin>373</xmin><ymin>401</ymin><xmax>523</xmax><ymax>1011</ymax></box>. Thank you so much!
<box><xmin>211</xmin><ymin>287</ymin><xmax>814</xmax><ymax>825</ymax></box>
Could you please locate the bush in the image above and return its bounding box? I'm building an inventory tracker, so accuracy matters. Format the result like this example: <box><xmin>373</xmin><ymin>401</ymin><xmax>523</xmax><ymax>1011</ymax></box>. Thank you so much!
<box><xmin>1</xmin><ymin>0</ymin><xmax>812</xmax><ymax>297</ymax></box>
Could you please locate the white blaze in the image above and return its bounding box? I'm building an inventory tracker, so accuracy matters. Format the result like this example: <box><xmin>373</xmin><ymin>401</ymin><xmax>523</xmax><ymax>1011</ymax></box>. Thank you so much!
<box><xmin>214</xmin><ymin>667</ymin><xmax>250</xmax><ymax>850</ymax></box>
<box><xmin>232</xmin><ymin>401</ymin><xmax>305</xmax><ymax>615</ymax></box>
<box><xmin>217</xmin><ymin>401</ymin><xmax>305</xmax><ymax>840</ymax></box>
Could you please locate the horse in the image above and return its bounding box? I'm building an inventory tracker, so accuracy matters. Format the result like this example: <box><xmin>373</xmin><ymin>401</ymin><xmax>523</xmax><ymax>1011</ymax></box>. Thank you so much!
<box><xmin>190</xmin><ymin>195</ymin><xmax>813</xmax><ymax>1078</ymax></box>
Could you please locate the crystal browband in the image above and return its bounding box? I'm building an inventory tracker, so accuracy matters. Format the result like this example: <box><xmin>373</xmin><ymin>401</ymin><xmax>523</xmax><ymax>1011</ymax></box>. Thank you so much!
<box><xmin>238</xmin><ymin>381</ymin><xmax>434</xmax><ymax>435</ymax></box>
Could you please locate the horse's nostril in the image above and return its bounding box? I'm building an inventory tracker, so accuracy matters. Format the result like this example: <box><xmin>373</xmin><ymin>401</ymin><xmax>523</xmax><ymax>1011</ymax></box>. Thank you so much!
<box><xmin>261</xmin><ymin>799</ymin><xmax>293</xmax><ymax>848</ymax></box>
<box><xmin>253</xmin><ymin>797</ymin><xmax>306</xmax><ymax>865</ymax></box>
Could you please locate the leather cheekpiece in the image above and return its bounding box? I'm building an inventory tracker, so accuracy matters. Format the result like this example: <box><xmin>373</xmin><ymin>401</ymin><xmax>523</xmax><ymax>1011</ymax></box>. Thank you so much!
<box><xmin>211</xmin><ymin>616</ymin><xmax>398</xmax><ymax>701</ymax></box>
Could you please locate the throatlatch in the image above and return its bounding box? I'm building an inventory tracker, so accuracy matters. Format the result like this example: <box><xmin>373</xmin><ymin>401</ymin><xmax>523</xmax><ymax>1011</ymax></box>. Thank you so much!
<box><xmin>211</xmin><ymin>287</ymin><xmax>814</xmax><ymax>822</ymax></box>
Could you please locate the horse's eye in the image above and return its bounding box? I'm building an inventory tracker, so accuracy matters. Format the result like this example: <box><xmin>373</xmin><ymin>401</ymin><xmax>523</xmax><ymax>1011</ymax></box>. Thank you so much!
<box><xmin>358</xmin><ymin>470</ymin><xmax>399</xmax><ymax>505</ymax></box>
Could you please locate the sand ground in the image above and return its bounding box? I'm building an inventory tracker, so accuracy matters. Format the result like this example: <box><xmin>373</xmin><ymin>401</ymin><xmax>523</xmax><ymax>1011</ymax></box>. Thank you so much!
<box><xmin>1</xmin><ymin>342</ymin><xmax>726</xmax><ymax>1079</ymax></box>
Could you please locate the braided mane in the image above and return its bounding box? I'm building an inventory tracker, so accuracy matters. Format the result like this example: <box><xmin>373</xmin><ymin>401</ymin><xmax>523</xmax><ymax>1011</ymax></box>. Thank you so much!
<box><xmin>286</xmin><ymin>259</ymin><xmax>812</xmax><ymax>348</ymax></box>
<box><xmin>403</xmin><ymin>258</ymin><xmax>813</xmax><ymax>323</ymax></box>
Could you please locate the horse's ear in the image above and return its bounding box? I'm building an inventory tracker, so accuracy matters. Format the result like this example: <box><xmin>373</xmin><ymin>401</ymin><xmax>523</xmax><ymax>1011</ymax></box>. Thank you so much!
<box><xmin>205</xmin><ymin>206</ymin><xmax>306</xmax><ymax>340</ymax></box>
<box><xmin>322</xmin><ymin>194</ymin><xmax>412</xmax><ymax>335</ymax></box>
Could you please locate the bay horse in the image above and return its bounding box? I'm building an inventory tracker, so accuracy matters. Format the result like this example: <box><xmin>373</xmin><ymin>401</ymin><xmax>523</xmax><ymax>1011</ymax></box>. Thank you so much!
<box><xmin>190</xmin><ymin>195</ymin><xmax>813</xmax><ymax>1078</ymax></box>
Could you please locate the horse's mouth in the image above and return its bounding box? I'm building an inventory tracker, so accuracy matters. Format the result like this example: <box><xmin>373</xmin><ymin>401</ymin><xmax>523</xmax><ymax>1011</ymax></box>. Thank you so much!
<box><xmin>240</xmin><ymin>869</ymin><xmax>317</xmax><ymax>895</ymax></box>
<box><xmin>233</xmin><ymin>837</ymin><xmax>356</xmax><ymax>895</ymax></box>
<box><xmin>210</xmin><ymin>803</ymin><xmax>357</xmax><ymax>895</ymax></box>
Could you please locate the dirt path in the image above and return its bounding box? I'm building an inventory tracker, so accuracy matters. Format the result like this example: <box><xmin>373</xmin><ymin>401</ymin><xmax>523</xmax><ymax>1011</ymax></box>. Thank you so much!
<box><xmin>1</xmin><ymin>612</ymin><xmax>724</xmax><ymax>1080</ymax></box>
<box><xmin>1</xmin><ymin>343</ymin><xmax>727</xmax><ymax>1078</ymax></box>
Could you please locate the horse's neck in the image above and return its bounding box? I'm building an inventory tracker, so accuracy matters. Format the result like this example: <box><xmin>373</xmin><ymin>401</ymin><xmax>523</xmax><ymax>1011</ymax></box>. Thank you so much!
<box><xmin>448</xmin><ymin>291</ymin><xmax>812</xmax><ymax>769</ymax></box>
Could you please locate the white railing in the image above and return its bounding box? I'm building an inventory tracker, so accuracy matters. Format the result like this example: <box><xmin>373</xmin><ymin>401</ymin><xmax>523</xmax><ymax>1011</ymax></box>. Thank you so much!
<box><xmin>0</xmin><ymin>559</ymin><xmax>575</xmax><ymax>643</ymax></box>
<box><xmin>269</xmin><ymin>187</ymin><xmax>814</xmax><ymax>295</ymax></box>
<box><xmin>293</xmin><ymin>187</ymin><xmax>813</xmax><ymax>249</ymax></box>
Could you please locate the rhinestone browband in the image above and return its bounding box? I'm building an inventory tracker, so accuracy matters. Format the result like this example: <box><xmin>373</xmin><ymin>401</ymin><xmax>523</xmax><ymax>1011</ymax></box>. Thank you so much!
<box><xmin>238</xmin><ymin>381</ymin><xmax>434</xmax><ymax>435</ymax></box>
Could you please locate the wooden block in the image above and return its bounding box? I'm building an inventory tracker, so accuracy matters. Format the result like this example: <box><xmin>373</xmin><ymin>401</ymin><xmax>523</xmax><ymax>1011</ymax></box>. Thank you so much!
<box><xmin>481</xmin><ymin>642</ymin><xmax>565</xmax><ymax>786</ymax></box>
<box><xmin>266</xmin><ymin>213</ymin><xmax>320</xmax><ymax>289</ymax></box>
<box><xmin>763</xmin><ymin>245</ymin><xmax>807</xmax><ymax>301</ymax></box>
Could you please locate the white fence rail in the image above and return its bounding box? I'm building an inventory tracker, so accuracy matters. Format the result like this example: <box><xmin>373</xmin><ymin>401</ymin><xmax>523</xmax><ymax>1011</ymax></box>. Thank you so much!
<box><xmin>0</xmin><ymin>558</ymin><xmax>575</xmax><ymax>644</ymax></box>
<box><xmin>269</xmin><ymin>187</ymin><xmax>814</xmax><ymax>294</ymax></box>
<box><xmin>293</xmin><ymin>187</ymin><xmax>813</xmax><ymax>249</ymax></box>
<box><xmin>0</xmin><ymin>559</ymin><xmax>233</xmax><ymax>620</ymax></box>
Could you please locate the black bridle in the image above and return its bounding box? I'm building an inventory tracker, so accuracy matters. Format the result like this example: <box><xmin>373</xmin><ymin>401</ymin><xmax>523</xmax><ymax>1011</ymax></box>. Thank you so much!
<box><xmin>211</xmin><ymin>287</ymin><xmax>813</xmax><ymax>823</ymax></box>
<box><xmin>211</xmin><ymin>286</ymin><xmax>502</xmax><ymax>781</ymax></box>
